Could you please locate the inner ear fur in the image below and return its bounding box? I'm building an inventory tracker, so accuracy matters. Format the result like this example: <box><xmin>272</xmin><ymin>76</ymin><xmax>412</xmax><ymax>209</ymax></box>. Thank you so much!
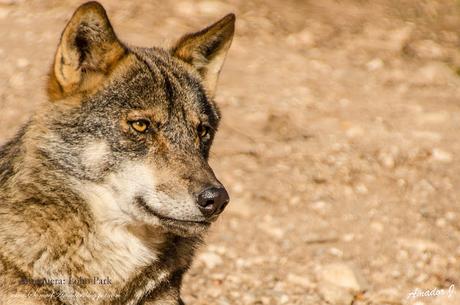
<box><xmin>47</xmin><ymin>1</ymin><xmax>126</xmax><ymax>101</ymax></box>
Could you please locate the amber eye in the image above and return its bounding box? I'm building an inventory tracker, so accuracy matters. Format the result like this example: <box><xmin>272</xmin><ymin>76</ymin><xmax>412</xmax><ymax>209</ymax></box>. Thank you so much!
<box><xmin>197</xmin><ymin>124</ymin><xmax>210</xmax><ymax>139</ymax></box>
<box><xmin>130</xmin><ymin>120</ymin><xmax>150</xmax><ymax>133</ymax></box>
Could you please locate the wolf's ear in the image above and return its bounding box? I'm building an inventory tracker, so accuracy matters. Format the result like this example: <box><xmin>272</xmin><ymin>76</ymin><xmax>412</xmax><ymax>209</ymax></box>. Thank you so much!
<box><xmin>171</xmin><ymin>14</ymin><xmax>235</xmax><ymax>97</ymax></box>
<box><xmin>48</xmin><ymin>1</ymin><xmax>126</xmax><ymax>100</ymax></box>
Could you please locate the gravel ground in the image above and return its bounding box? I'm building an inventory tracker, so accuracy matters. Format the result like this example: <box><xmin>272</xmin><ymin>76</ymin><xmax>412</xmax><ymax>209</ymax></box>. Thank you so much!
<box><xmin>0</xmin><ymin>1</ymin><xmax>459</xmax><ymax>304</ymax></box>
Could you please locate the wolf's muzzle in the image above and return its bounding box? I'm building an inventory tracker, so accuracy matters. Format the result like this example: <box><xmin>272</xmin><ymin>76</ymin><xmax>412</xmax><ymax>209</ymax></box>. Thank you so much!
<box><xmin>196</xmin><ymin>186</ymin><xmax>229</xmax><ymax>218</ymax></box>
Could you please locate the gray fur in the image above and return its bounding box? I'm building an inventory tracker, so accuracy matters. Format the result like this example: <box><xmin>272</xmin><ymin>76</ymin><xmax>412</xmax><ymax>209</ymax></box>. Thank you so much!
<box><xmin>0</xmin><ymin>2</ymin><xmax>234</xmax><ymax>304</ymax></box>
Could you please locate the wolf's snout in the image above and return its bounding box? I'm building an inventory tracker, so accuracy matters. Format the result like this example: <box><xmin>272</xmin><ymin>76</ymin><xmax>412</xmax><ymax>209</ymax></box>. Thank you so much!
<box><xmin>196</xmin><ymin>187</ymin><xmax>229</xmax><ymax>218</ymax></box>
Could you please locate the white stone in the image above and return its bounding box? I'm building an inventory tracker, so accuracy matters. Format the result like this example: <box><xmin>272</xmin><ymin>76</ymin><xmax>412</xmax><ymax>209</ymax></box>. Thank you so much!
<box><xmin>446</xmin><ymin>212</ymin><xmax>456</xmax><ymax>221</ymax></box>
<box><xmin>311</xmin><ymin>200</ymin><xmax>329</xmax><ymax>211</ymax></box>
<box><xmin>355</xmin><ymin>183</ymin><xmax>368</xmax><ymax>194</ymax></box>
<box><xmin>286</xmin><ymin>29</ymin><xmax>315</xmax><ymax>47</ymax></box>
<box><xmin>259</xmin><ymin>223</ymin><xmax>285</xmax><ymax>239</ymax></box>
<box><xmin>346</xmin><ymin>126</ymin><xmax>364</xmax><ymax>138</ymax></box>
<box><xmin>398</xmin><ymin>238</ymin><xmax>443</xmax><ymax>253</ymax></box>
<box><xmin>279</xmin><ymin>294</ymin><xmax>289</xmax><ymax>304</ymax></box>
<box><xmin>317</xmin><ymin>263</ymin><xmax>368</xmax><ymax>292</ymax></box>
<box><xmin>16</xmin><ymin>58</ymin><xmax>29</xmax><ymax>68</ymax></box>
<box><xmin>436</xmin><ymin>218</ymin><xmax>447</xmax><ymax>227</ymax></box>
<box><xmin>317</xmin><ymin>283</ymin><xmax>354</xmax><ymax>305</ymax></box>
<box><xmin>370</xmin><ymin>222</ymin><xmax>384</xmax><ymax>233</ymax></box>
<box><xmin>366</xmin><ymin>58</ymin><xmax>384</xmax><ymax>71</ymax></box>
<box><xmin>287</xmin><ymin>273</ymin><xmax>315</xmax><ymax>289</ymax></box>
<box><xmin>329</xmin><ymin>247</ymin><xmax>344</xmax><ymax>257</ymax></box>
<box><xmin>431</xmin><ymin>148</ymin><xmax>453</xmax><ymax>163</ymax></box>
<box><xmin>378</xmin><ymin>152</ymin><xmax>395</xmax><ymax>168</ymax></box>
<box><xmin>0</xmin><ymin>7</ymin><xmax>10</xmax><ymax>19</ymax></box>
<box><xmin>198</xmin><ymin>252</ymin><xmax>223</xmax><ymax>269</ymax></box>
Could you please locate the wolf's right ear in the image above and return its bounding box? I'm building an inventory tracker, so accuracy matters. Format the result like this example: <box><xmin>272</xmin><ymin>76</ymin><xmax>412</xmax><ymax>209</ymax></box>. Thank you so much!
<box><xmin>47</xmin><ymin>1</ymin><xmax>126</xmax><ymax>101</ymax></box>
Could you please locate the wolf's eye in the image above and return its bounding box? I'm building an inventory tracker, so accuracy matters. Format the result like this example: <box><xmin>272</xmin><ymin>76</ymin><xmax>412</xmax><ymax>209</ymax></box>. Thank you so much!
<box><xmin>197</xmin><ymin>124</ymin><xmax>210</xmax><ymax>139</ymax></box>
<box><xmin>130</xmin><ymin>120</ymin><xmax>150</xmax><ymax>133</ymax></box>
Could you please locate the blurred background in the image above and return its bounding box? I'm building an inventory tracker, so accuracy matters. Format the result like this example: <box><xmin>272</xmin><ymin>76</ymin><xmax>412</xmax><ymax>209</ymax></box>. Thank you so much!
<box><xmin>0</xmin><ymin>0</ymin><xmax>459</xmax><ymax>304</ymax></box>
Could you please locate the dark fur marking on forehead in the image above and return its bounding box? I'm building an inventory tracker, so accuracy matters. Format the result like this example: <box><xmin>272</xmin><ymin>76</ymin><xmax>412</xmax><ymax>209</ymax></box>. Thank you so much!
<box><xmin>131</xmin><ymin>49</ymin><xmax>180</xmax><ymax>109</ymax></box>
<box><xmin>154</xmin><ymin>56</ymin><xmax>219</xmax><ymax>126</ymax></box>
<box><xmin>154</xmin><ymin>63</ymin><xmax>179</xmax><ymax>119</ymax></box>
<box><xmin>163</xmin><ymin>73</ymin><xmax>174</xmax><ymax>105</ymax></box>
<box><xmin>131</xmin><ymin>51</ymin><xmax>161</xmax><ymax>85</ymax></box>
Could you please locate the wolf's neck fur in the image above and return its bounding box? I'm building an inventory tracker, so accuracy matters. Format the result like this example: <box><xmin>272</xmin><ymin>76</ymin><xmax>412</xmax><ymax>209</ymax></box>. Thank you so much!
<box><xmin>0</xmin><ymin>125</ymin><xmax>198</xmax><ymax>304</ymax></box>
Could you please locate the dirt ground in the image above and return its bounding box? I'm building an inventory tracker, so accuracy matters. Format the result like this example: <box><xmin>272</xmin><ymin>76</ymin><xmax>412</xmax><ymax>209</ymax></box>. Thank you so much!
<box><xmin>0</xmin><ymin>0</ymin><xmax>459</xmax><ymax>304</ymax></box>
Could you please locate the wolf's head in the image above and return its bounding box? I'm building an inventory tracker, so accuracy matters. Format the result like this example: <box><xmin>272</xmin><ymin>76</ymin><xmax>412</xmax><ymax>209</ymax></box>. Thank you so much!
<box><xmin>37</xmin><ymin>2</ymin><xmax>234</xmax><ymax>236</ymax></box>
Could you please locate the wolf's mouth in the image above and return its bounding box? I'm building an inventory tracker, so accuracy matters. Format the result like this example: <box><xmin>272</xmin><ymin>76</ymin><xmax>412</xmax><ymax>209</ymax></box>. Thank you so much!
<box><xmin>134</xmin><ymin>197</ymin><xmax>211</xmax><ymax>227</ymax></box>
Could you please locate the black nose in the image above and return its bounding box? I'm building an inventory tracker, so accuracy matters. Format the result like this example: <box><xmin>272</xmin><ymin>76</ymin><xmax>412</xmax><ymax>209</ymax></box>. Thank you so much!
<box><xmin>197</xmin><ymin>187</ymin><xmax>230</xmax><ymax>218</ymax></box>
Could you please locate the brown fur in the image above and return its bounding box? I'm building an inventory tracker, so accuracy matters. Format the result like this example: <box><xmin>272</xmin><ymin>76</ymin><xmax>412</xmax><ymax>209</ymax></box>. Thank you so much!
<box><xmin>0</xmin><ymin>2</ymin><xmax>234</xmax><ymax>304</ymax></box>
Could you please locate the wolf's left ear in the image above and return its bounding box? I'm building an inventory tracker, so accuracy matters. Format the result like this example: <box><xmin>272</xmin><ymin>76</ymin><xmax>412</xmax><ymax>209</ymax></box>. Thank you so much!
<box><xmin>48</xmin><ymin>1</ymin><xmax>126</xmax><ymax>100</ymax></box>
<box><xmin>171</xmin><ymin>14</ymin><xmax>235</xmax><ymax>97</ymax></box>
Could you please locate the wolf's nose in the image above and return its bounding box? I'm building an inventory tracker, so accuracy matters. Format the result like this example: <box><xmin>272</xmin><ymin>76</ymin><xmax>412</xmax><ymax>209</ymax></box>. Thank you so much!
<box><xmin>197</xmin><ymin>187</ymin><xmax>230</xmax><ymax>218</ymax></box>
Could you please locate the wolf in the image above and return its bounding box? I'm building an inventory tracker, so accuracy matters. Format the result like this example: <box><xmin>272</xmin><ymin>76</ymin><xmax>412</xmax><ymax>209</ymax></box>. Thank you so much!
<box><xmin>0</xmin><ymin>2</ymin><xmax>234</xmax><ymax>304</ymax></box>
